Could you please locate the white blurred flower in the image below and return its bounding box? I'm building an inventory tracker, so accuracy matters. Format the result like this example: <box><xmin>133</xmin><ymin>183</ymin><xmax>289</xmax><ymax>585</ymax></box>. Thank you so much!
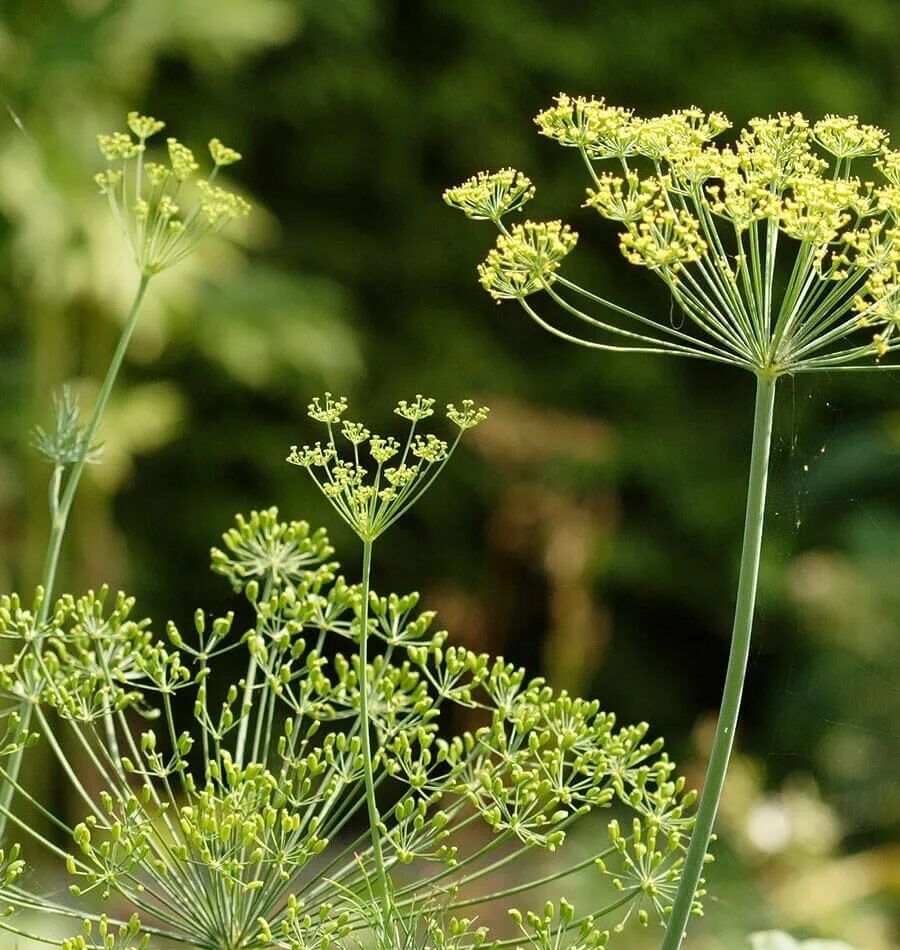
<box><xmin>751</xmin><ymin>931</ymin><xmax>857</xmax><ymax>950</ymax></box>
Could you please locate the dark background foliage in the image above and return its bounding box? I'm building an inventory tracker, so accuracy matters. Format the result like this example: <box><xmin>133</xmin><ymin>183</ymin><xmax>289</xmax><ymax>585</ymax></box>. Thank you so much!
<box><xmin>0</xmin><ymin>1</ymin><xmax>897</xmax><ymax>945</ymax></box>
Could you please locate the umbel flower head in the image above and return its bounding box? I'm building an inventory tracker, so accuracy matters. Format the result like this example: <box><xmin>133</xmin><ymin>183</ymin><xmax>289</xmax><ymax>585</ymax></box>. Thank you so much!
<box><xmin>96</xmin><ymin>112</ymin><xmax>250</xmax><ymax>276</ymax></box>
<box><xmin>287</xmin><ymin>394</ymin><xmax>489</xmax><ymax>541</ymax></box>
<box><xmin>445</xmin><ymin>97</ymin><xmax>900</xmax><ymax>376</ymax></box>
<box><xmin>0</xmin><ymin>505</ymin><xmax>699</xmax><ymax>947</ymax></box>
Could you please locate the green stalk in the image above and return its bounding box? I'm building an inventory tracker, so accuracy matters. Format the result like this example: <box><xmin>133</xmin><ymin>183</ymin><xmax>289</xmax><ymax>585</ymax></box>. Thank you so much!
<box><xmin>235</xmin><ymin>575</ymin><xmax>274</xmax><ymax>769</ymax></box>
<box><xmin>357</xmin><ymin>539</ymin><xmax>393</xmax><ymax>933</ymax></box>
<box><xmin>0</xmin><ymin>274</ymin><xmax>150</xmax><ymax>840</ymax></box>
<box><xmin>661</xmin><ymin>372</ymin><xmax>776</xmax><ymax>949</ymax></box>
<box><xmin>37</xmin><ymin>274</ymin><xmax>150</xmax><ymax>621</ymax></box>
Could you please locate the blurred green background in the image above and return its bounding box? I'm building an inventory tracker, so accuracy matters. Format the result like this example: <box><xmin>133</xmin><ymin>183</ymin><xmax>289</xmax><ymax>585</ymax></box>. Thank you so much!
<box><xmin>0</xmin><ymin>1</ymin><xmax>898</xmax><ymax>946</ymax></box>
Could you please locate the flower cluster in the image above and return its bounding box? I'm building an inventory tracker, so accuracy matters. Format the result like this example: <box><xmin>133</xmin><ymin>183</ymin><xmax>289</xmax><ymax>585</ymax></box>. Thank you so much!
<box><xmin>477</xmin><ymin>221</ymin><xmax>578</xmax><ymax>300</ymax></box>
<box><xmin>0</xmin><ymin>508</ymin><xmax>698</xmax><ymax>948</ymax></box>
<box><xmin>533</xmin><ymin>95</ymin><xmax>643</xmax><ymax>160</ymax></box>
<box><xmin>813</xmin><ymin>114</ymin><xmax>887</xmax><ymax>159</ymax></box>
<box><xmin>0</xmin><ymin>587</ymin><xmax>154</xmax><ymax>720</ymax></box>
<box><xmin>584</xmin><ymin>171</ymin><xmax>661</xmax><ymax>224</ymax></box>
<box><xmin>447</xmin><ymin>96</ymin><xmax>900</xmax><ymax>374</ymax></box>
<box><xmin>210</xmin><ymin>506</ymin><xmax>335</xmax><ymax>591</ymax></box>
<box><xmin>287</xmin><ymin>394</ymin><xmax>489</xmax><ymax>540</ymax></box>
<box><xmin>62</xmin><ymin>914</ymin><xmax>148</xmax><ymax>950</ymax></box>
<box><xmin>619</xmin><ymin>207</ymin><xmax>707</xmax><ymax>271</ymax></box>
<box><xmin>443</xmin><ymin>168</ymin><xmax>535</xmax><ymax>221</ymax></box>
<box><xmin>534</xmin><ymin>96</ymin><xmax>730</xmax><ymax>162</ymax></box>
<box><xmin>95</xmin><ymin>112</ymin><xmax>250</xmax><ymax>275</ymax></box>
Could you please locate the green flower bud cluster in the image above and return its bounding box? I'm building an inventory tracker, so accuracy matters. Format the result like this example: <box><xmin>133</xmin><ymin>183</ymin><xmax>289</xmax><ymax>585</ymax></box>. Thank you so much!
<box><xmin>0</xmin><ymin>710</ymin><xmax>37</xmax><ymax>759</ymax></box>
<box><xmin>0</xmin><ymin>844</ymin><xmax>24</xmax><ymax>891</ymax></box>
<box><xmin>447</xmin><ymin>96</ymin><xmax>900</xmax><ymax>374</ymax></box>
<box><xmin>255</xmin><ymin>896</ymin><xmax>352</xmax><ymax>948</ymax></box>
<box><xmin>68</xmin><ymin>789</ymin><xmax>156</xmax><ymax>900</ymax></box>
<box><xmin>174</xmin><ymin>752</ymin><xmax>328</xmax><ymax>890</ymax></box>
<box><xmin>287</xmin><ymin>394</ymin><xmax>489</xmax><ymax>541</ymax></box>
<box><xmin>0</xmin><ymin>590</ymin><xmax>47</xmax><ymax>702</ymax></box>
<box><xmin>510</xmin><ymin>899</ymin><xmax>609</xmax><ymax>947</ymax></box>
<box><xmin>603</xmin><ymin>815</ymin><xmax>703</xmax><ymax>933</ymax></box>
<box><xmin>211</xmin><ymin>506</ymin><xmax>336</xmax><ymax>591</ymax></box>
<box><xmin>427</xmin><ymin>916</ymin><xmax>492</xmax><ymax>949</ymax></box>
<box><xmin>95</xmin><ymin>112</ymin><xmax>250</xmax><ymax>275</ymax></box>
<box><xmin>0</xmin><ymin>506</ymin><xmax>697</xmax><ymax>948</ymax></box>
<box><xmin>62</xmin><ymin>914</ymin><xmax>148</xmax><ymax>950</ymax></box>
<box><xmin>0</xmin><ymin>587</ymin><xmax>154</xmax><ymax>721</ymax></box>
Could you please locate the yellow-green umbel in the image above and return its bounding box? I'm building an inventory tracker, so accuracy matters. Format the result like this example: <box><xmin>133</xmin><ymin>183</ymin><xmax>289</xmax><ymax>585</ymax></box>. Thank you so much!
<box><xmin>446</xmin><ymin>97</ymin><xmax>900</xmax><ymax>949</ymax></box>
<box><xmin>96</xmin><ymin>112</ymin><xmax>250</xmax><ymax>277</ymax></box>
<box><xmin>0</xmin><ymin>112</ymin><xmax>250</xmax><ymax>847</ymax></box>
<box><xmin>286</xmin><ymin>394</ymin><xmax>488</xmax><ymax>935</ymax></box>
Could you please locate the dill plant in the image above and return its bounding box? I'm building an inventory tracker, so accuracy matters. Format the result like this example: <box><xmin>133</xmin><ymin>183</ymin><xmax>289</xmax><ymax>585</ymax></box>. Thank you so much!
<box><xmin>0</xmin><ymin>112</ymin><xmax>700</xmax><ymax>948</ymax></box>
<box><xmin>445</xmin><ymin>97</ymin><xmax>900</xmax><ymax>947</ymax></box>
<box><xmin>0</xmin><ymin>111</ymin><xmax>249</xmax><ymax>836</ymax></box>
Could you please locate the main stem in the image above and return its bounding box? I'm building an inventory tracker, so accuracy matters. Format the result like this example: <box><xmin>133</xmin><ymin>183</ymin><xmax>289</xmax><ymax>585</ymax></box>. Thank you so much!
<box><xmin>0</xmin><ymin>274</ymin><xmax>150</xmax><ymax>840</ymax></box>
<box><xmin>661</xmin><ymin>372</ymin><xmax>776</xmax><ymax>949</ymax></box>
<box><xmin>358</xmin><ymin>539</ymin><xmax>393</xmax><ymax>933</ymax></box>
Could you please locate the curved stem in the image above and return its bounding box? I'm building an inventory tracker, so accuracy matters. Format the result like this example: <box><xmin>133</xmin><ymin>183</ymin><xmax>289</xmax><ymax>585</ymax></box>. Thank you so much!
<box><xmin>519</xmin><ymin>298</ymin><xmax>738</xmax><ymax>367</ymax></box>
<box><xmin>661</xmin><ymin>372</ymin><xmax>776</xmax><ymax>949</ymax></box>
<box><xmin>0</xmin><ymin>274</ymin><xmax>150</xmax><ymax>843</ymax></box>
<box><xmin>555</xmin><ymin>276</ymin><xmax>741</xmax><ymax>358</ymax></box>
<box><xmin>37</xmin><ymin>274</ymin><xmax>150</xmax><ymax>621</ymax></box>
<box><xmin>357</xmin><ymin>539</ymin><xmax>393</xmax><ymax>931</ymax></box>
